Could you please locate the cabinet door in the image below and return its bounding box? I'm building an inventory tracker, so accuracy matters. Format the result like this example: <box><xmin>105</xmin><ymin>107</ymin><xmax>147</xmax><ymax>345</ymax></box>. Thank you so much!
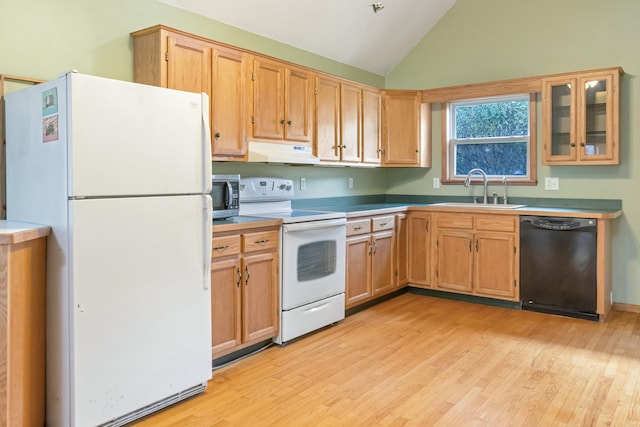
<box><xmin>382</xmin><ymin>91</ymin><xmax>421</xmax><ymax>166</ymax></box>
<box><xmin>474</xmin><ymin>232</ymin><xmax>517</xmax><ymax>299</ymax></box>
<box><xmin>435</xmin><ymin>230</ymin><xmax>474</xmax><ymax>293</ymax></box>
<box><xmin>340</xmin><ymin>83</ymin><xmax>362</xmax><ymax>163</ymax></box>
<box><xmin>346</xmin><ymin>235</ymin><xmax>372</xmax><ymax>308</ymax></box>
<box><xmin>577</xmin><ymin>73</ymin><xmax>616</xmax><ymax>162</ymax></box>
<box><xmin>395</xmin><ymin>214</ymin><xmax>409</xmax><ymax>287</ymax></box>
<box><xmin>242</xmin><ymin>252</ymin><xmax>279</xmax><ymax>344</ymax></box>
<box><xmin>408</xmin><ymin>212</ymin><xmax>430</xmax><ymax>287</ymax></box>
<box><xmin>252</xmin><ymin>58</ymin><xmax>285</xmax><ymax>140</ymax></box>
<box><xmin>543</xmin><ymin>77</ymin><xmax>577</xmax><ymax>163</ymax></box>
<box><xmin>315</xmin><ymin>76</ymin><xmax>341</xmax><ymax>161</ymax></box>
<box><xmin>362</xmin><ymin>88</ymin><xmax>382</xmax><ymax>165</ymax></box>
<box><xmin>167</xmin><ymin>35</ymin><xmax>212</xmax><ymax>95</ymax></box>
<box><xmin>211</xmin><ymin>46</ymin><xmax>247</xmax><ymax>159</ymax></box>
<box><xmin>285</xmin><ymin>66</ymin><xmax>313</xmax><ymax>143</ymax></box>
<box><xmin>371</xmin><ymin>230</ymin><xmax>395</xmax><ymax>296</ymax></box>
<box><xmin>211</xmin><ymin>256</ymin><xmax>242</xmax><ymax>357</ymax></box>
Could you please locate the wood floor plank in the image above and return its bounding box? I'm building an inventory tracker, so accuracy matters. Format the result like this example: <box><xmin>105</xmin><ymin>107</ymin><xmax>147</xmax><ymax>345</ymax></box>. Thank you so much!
<box><xmin>132</xmin><ymin>294</ymin><xmax>640</xmax><ymax>426</ymax></box>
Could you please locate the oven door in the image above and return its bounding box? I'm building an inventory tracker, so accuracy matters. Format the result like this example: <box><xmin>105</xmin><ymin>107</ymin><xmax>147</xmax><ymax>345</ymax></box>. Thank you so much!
<box><xmin>281</xmin><ymin>218</ymin><xmax>346</xmax><ymax>310</ymax></box>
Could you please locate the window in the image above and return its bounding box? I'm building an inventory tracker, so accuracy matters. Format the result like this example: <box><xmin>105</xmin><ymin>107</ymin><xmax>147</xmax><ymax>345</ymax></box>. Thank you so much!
<box><xmin>443</xmin><ymin>94</ymin><xmax>537</xmax><ymax>184</ymax></box>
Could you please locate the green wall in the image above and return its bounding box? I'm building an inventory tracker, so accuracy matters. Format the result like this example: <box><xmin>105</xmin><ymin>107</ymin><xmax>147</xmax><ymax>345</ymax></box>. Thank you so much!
<box><xmin>386</xmin><ymin>0</ymin><xmax>640</xmax><ymax>306</ymax></box>
<box><xmin>0</xmin><ymin>2</ymin><xmax>388</xmax><ymax>200</ymax></box>
<box><xmin>2</xmin><ymin>0</ymin><xmax>639</xmax><ymax>306</ymax></box>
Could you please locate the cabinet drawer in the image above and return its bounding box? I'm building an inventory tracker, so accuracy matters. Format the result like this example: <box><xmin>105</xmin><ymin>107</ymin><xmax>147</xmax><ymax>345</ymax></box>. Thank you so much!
<box><xmin>242</xmin><ymin>230</ymin><xmax>279</xmax><ymax>252</ymax></box>
<box><xmin>347</xmin><ymin>219</ymin><xmax>371</xmax><ymax>236</ymax></box>
<box><xmin>372</xmin><ymin>215</ymin><xmax>395</xmax><ymax>232</ymax></box>
<box><xmin>212</xmin><ymin>235</ymin><xmax>241</xmax><ymax>258</ymax></box>
<box><xmin>435</xmin><ymin>213</ymin><xmax>473</xmax><ymax>230</ymax></box>
<box><xmin>475</xmin><ymin>215</ymin><xmax>516</xmax><ymax>232</ymax></box>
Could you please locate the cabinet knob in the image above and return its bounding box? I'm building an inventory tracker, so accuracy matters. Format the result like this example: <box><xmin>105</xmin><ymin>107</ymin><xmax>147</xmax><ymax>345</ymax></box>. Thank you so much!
<box><xmin>280</xmin><ymin>119</ymin><xmax>286</xmax><ymax>125</ymax></box>
<box><xmin>287</xmin><ymin>120</ymin><xmax>292</xmax><ymax>125</ymax></box>
<box><xmin>570</xmin><ymin>143</ymin><xmax>576</xmax><ymax>147</ymax></box>
<box><xmin>214</xmin><ymin>132</ymin><xmax>220</xmax><ymax>139</ymax></box>
<box><xmin>580</xmin><ymin>142</ymin><xmax>586</xmax><ymax>147</ymax></box>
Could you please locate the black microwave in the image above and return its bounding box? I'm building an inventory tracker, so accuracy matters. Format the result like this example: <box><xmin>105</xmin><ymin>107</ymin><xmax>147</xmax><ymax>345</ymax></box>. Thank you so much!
<box><xmin>211</xmin><ymin>174</ymin><xmax>240</xmax><ymax>219</ymax></box>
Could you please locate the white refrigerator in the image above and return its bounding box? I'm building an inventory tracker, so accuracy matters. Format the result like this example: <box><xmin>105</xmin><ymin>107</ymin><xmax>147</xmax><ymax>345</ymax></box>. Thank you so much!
<box><xmin>5</xmin><ymin>72</ymin><xmax>213</xmax><ymax>426</ymax></box>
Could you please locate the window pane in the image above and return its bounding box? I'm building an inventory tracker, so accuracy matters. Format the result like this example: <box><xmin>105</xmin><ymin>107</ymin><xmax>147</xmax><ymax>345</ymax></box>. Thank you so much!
<box><xmin>455</xmin><ymin>142</ymin><xmax>528</xmax><ymax>176</ymax></box>
<box><xmin>455</xmin><ymin>100</ymin><xmax>529</xmax><ymax>139</ymax></box>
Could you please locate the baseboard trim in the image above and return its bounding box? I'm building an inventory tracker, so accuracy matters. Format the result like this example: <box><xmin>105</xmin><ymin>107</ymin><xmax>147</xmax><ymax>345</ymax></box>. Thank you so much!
<box><xmin>613</xmin><ymin>302</ymin><xmax>640</xmax><ymax>313</ymax></box>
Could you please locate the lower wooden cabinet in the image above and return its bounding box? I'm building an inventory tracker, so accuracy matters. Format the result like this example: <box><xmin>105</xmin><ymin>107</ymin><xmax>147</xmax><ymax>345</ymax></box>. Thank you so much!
<box><xmin>345</xmin><ymin>214</ymin><xmax>397</xmax><ymax>309</ymax></box>
<box><xmin>0</xmin><ymin>224</ymin><xmax>49</xmax><ymax>427</ymax></box>
<box><xmin>407</xmin><ymin>212</ymin><xmax>431</xmax><ymax>287</ymax></box>
<box><xmin>210</xmin><ymin>226</ymin><xmax>279</xmax><ymax>359</ymax></box>
<box><xmin>433</xmin><ymin>212</ymin><xmax>518</xmax><ymax>301</ymax></box>
<box><xmin>395</xmin><ymin>213</ymin><xmax>409</xmax><ymax>287</ymax></box>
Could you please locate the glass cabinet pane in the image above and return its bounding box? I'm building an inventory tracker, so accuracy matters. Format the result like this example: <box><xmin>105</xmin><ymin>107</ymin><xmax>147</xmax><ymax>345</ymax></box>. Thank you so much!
<box><xmin>550</xmin><ymin>82</ymin><xmax>574</xmax><ymax>158</ymax></box>
<box><xmin>582</xmin><ymin>78</ymin><xmax>608</xmax><ymax>158</ymax></box>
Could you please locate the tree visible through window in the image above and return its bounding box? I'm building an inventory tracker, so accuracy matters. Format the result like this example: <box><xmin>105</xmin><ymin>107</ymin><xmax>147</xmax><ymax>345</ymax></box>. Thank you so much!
<box><xmin>445</xmin><ymin>94</ymin><xmax>536</xmax><ymax>182</ymax></box>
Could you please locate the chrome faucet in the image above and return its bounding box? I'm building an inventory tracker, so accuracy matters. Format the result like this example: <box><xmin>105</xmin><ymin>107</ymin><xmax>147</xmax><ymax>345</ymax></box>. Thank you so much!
<box><xmin>502</xmin><ymin>176</ymin><xmax>509</xmax><ymax>204</ymax></box>
<box><xmin>464</xmin><ymin>168</ymin><xmax>488</xmax><ymax>204</ymax></box>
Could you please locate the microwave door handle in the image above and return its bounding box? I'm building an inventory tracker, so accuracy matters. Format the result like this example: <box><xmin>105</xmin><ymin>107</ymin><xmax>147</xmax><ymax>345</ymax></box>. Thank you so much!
<box><xmin>225</xmin><ymin>181</ymin><xmax>233</xmax><ymax>208</ymax></box>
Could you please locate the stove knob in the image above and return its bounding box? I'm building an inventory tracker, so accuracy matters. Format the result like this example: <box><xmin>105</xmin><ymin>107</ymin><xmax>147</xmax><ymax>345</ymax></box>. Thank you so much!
<box><xmin>279</xmin><ymin>184</ymin><xmax>286</xmax><ymax>190</ymax></box>
<box><xmin>286</xmin><ymin>185</ymin><xmax>292</xmax><ymax>191</ymax></box>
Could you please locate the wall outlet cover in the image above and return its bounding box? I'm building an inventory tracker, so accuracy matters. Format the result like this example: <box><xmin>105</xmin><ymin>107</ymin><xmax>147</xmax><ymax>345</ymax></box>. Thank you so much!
<box><xmin>433</xmin><ymin>177</ymin><xmax>440</xmax><ymax>189</ymax></box>
<box><xmin>545</xmin><ymin>177</ymin><xmax>559</xmax><ymax>190</ymax></box>
<box><xmin>300</xmin><ymin>177</ymin><xmax>306</xmax><ymax>190</ymax></box>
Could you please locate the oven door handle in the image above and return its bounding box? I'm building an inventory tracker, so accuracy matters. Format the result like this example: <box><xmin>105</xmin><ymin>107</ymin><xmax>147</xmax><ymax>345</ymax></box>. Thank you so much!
<box><xmin>283</xmin><ymin>217</ymin><xmax>347</xmax><ymax>233</ymax></box>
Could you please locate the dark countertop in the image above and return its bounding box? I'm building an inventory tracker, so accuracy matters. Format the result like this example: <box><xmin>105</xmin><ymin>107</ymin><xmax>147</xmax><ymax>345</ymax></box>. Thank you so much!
<box><xmin>291</xmin><ymin>194</ymin><xmax>622</xmax><ymax>220</ymax></box>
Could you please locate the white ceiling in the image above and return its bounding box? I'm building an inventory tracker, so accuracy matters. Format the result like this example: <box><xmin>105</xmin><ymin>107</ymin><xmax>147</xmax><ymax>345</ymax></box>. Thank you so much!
<box><xmin>160</xmin><ymin>0</ymin><xmax>457</xmax><ymax>76</ymax></box>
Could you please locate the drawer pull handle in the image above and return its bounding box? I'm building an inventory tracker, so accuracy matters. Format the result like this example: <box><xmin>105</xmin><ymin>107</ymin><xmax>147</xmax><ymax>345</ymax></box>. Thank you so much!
<box><xmin>213</xmin><ymin>245</ymin><xmax>230</xmax><ymax>251</ymax></box>
<box><xmin>353</xmin><ymin>225</ymin><xmax>363</xmax><ymax>230</ymax></box>
<box><xmin>379</xmin><ymin>222</ymin><xmax>388</xmax><ymax>227</ymax></box>
<box><xmin>254</xmin><ymin>239</ymin><xmax>270</xmax><ymax>244</ymax></box>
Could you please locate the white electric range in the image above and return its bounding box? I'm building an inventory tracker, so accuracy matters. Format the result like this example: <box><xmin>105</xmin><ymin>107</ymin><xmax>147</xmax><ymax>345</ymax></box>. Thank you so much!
<box><xmin>239</xmin><ymin>177</ymin><xmax>346</xmax><ymax>344</ymax></box>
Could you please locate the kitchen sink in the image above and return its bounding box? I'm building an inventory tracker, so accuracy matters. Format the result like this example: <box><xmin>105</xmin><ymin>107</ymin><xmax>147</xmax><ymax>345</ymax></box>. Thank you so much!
<box><xmin>430</xmin><ymin>202</ymin><xmax>527</xmax><ymax>210</ymax></box>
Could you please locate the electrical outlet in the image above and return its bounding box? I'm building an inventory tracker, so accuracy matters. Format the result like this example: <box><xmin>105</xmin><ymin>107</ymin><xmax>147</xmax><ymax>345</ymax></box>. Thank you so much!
<box><xmin>433</xmin><ymin>178</ymin><xmax>440</xmax><ymax>189</ymax></box>
<box><xmin>545</xmin><ymin>177</ymin><xmax>559</xmax><ymax>190</ymax></box>
<box><xmin>300</xmin><ymin>177</ymin><xmax>306</xmax><ymax>191</ymax></box>
<box><xmin>348</xmin><ymin>177</ymin><xmax>353</xmax><ymax>189</ymax></box>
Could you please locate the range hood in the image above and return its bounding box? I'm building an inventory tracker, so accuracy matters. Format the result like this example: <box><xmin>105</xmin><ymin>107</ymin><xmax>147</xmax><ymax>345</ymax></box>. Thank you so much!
<box><xmin>247</xmin><ymin>141</ymin><xmax>320</xmax><ymax>165</ymax></box>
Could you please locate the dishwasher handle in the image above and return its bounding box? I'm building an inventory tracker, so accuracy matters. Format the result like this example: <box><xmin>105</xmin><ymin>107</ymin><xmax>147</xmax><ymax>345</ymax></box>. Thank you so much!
<box><xmin>520</xmin><ymin>216</ymin><xmax>596</xmax><ymax>231</ymax></box>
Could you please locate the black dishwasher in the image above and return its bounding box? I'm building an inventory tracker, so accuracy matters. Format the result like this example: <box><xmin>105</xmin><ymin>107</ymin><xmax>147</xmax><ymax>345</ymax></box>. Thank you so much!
<box><xmin>520</xmin><ymin>216</ymin><xmax>598</xmax><ymax>320</ymax></box>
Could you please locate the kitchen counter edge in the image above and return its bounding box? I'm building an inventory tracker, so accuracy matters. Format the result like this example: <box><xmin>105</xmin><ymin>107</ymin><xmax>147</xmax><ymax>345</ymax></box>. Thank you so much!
<box><xmin>0</xmin><ymin>221</ymin><xmax>51</xmax><ymax>245</ymax></box>
<box><xmin>212</xmin><ymin>217</ymin><xmax>282</xmax><ymax>233</ymax></box>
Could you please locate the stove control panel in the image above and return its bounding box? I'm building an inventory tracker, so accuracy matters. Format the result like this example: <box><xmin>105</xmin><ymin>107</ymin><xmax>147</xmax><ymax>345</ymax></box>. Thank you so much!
<box><xmin>240</xmin><ymin>177</ymin><xmax>294</xmax><ymax>202</ymax></box>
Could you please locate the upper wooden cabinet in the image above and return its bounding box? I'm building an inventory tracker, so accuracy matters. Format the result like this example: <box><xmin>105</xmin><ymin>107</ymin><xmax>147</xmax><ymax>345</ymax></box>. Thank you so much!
<box><xmin>314</xmin><ymin>76</ymin><xmax>381</xmax><ymax>165</ymax></box>
<box><xmin>210</xmin><ymin>46</ymin><xmax>249</xmax><ymax>160</ymax></box>
<box><xmin>362</xmin><ymin>88</ymin><xmax>382</xmax><ymax>165</ymax></box>
<box><xmin>315</xmin><ymin>75</ymin><xmax>341</xmax><ymax>162</ymax></box>
<box><xmin>542</xmin><ymin>67</ymin><xmax>622</xmax><ymax>165</ymax></box>
<box><xmin>381</xmin><ymin>90</ymin><xmax>431</xmax><ymax>167</ymax></box>
<box><xmin>131</xmin><ymin>26</ymin><xmax>248</xmax><ymax>161</ymax></box>
<box><xmin>251</xmin><ymin>57</ymin><xmax>313</xmax><ymax>144</ymax></box>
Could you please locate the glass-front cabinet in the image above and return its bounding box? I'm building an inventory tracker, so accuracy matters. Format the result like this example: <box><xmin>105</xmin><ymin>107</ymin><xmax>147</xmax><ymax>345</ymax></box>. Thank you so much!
<box><xmin>542</xmin><ymin>67</ymin><xmax>622</xmax><ymax>165</ymax></box>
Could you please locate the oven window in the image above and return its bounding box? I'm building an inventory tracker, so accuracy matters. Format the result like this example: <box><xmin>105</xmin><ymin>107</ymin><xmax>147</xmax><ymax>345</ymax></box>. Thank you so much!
<box><xmin>297</xmin><ymin>240</ymin><xmax>337</xmax><ymax>281</ymax></box>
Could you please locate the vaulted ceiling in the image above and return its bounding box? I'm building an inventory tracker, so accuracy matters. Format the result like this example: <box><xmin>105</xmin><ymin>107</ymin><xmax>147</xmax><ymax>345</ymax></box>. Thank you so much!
<box><xmin>160</xmin><ymin>0</ymin><xmax>457</xmax><ymax>76</ymax></box>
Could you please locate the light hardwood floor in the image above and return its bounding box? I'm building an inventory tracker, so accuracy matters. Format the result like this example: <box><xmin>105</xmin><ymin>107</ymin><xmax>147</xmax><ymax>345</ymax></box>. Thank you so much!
<box><xmin>133</xmin><ymin>293</ymin><xmax>640</xmax><ymax>426</ymax></box>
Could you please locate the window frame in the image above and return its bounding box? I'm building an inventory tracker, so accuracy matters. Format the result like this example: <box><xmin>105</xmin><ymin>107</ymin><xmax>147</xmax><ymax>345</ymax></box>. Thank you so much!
<box><xmin>441</xmin><ymin>93</ymin><xmax>537</xmax><ymax>185</ymax></box>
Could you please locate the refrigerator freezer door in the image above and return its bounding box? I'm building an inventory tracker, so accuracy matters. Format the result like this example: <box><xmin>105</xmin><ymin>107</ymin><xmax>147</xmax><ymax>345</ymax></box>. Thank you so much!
<box><xmin>67</xmin><ymin>73</ymin><xmax>211</xmax><ymax>197</ymax></box>
<box><xmin>69</xmin><ymin>195</ymin><xmax>211</xmax><ymax>426</ymax></box>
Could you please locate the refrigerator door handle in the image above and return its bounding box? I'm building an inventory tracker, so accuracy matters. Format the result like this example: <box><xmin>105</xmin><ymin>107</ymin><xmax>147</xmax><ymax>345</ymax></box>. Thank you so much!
<box><xmin>201</xmin><ymin>93</ymin><xmax>212</xmax><ymax>193</ymax></box>
<box><xmin>203</xmin><ymin>195</ymin><xmax>212</xmax><ymax>289</ymax></box>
